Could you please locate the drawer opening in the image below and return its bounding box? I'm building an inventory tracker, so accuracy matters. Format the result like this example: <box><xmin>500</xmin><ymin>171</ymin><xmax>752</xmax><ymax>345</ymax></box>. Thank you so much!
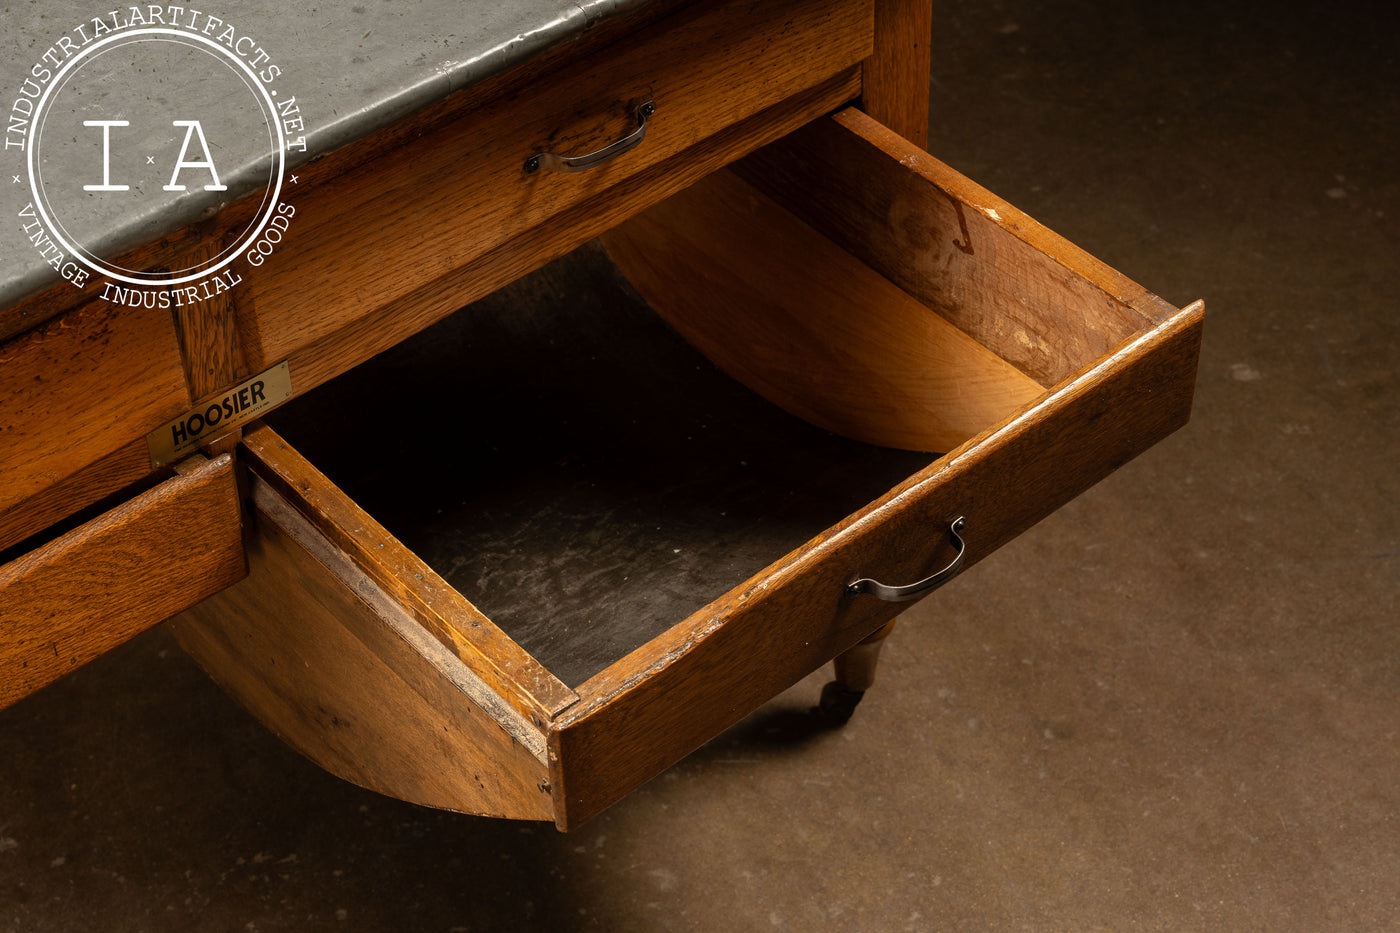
<box><xmin>0</xmin><ymin>468</ymin><xmax>170</xmax><ymax>567</ymax></box>
<box><xmin>259</xmin><ymin>242</ymin><xmax>936</xmax><ymax>689</ymax></box>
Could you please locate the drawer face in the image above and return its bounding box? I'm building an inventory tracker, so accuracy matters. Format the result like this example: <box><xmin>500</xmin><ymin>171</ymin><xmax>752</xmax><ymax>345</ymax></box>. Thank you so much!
<box><xmin>0</xmin><ymin>454</ymin><xmax>244</xmax><ymax>709</ymax></box>
<box><xmin>241</xmin><ymin>0</ymin><xmax>872</xmax><ymax>394</ymax></box>
<box><xmin>171</xmin><ymin>110</ymin><xmax>1201</xmax><ymax>829</ymax></box>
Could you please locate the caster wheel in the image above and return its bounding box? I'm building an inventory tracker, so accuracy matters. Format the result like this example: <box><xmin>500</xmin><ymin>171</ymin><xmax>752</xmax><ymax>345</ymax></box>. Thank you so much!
<box><xmin>816</xmin><ymin>680</ymin><xmax>865</xmax><ymax>727</ymax></box>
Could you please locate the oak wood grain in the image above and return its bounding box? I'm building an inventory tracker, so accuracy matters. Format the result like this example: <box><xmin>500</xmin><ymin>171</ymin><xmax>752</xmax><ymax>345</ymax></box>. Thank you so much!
<box><xmin>601</xmin><ymin>168</ymin><xmax>1045</xmax><ymax>451</ymax></box>
<box><xmin>281</xmin><ymin>67</ymin><xmax>863</xmax><ymax>400</ymax></box>
<box><xmin>551</xmin><ymin>300</ymin><xmax>1202</xmax><ymax>829</ymax></box>
<box><xmin>171</xmin><ymin>480</ymin><xmax>552</xmax><ymax>821</ymax></box>
<box><xmin>173</xmin><ymin>238</ymin><xmax>253</xmax><ymax>460</ymax></box>
<box><xmin>0</xmin><ymin>439</ymin><xmax>152</xmax><ymax>555</ymax></box>
<box><xmin>0</xmin><ymin>296</ymin><xmax>190</xmax><ymax>515</ymax></box>
<box><xmin>864</xmin><ymin>0</ymin><xmax>934</xmax><ymax>146</ymax></box>
<box><xmin>0</xmin><ymin>0</ymin><xmax>866</xmax><ymax>552</ymax></box>
<box><xmin>735</xmin><ymin>108</ymin><xmax>1170</xmax><ymax>386</ymax></box>
<box><xmin>239</xmin><ymin>423</ymin><xmax>578</xmax><ymax>726</ymax></box>
<box><xmin>173</xmin><ymin>239</ymin><xmax>250</xmax><ymax>397</ymax></box>
<box><xmin>0</xmin><ymin>454</ymin><xmax>244</xmax><ymax>709</ymax></box>
<box><xmin>239</xmin><ymin>0</ymin><xmax>872</xmax><ymax>375</ymax></box>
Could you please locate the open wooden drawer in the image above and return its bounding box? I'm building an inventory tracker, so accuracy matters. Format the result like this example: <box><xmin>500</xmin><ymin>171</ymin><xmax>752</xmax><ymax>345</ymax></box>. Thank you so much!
<box><xmin>170</xmin><ymin>107</ymin><xmax>1203</xmax><ymax>830</ymax></box>
<box><xmin>1</xmin><ymin>454</ymin><xmax>245</xmax><ymax>708</ymax></box>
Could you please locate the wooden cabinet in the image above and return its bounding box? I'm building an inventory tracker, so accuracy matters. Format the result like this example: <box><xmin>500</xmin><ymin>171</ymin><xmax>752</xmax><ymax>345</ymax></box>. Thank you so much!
<box><xmin>0</xmin><ymin>0</ymin><xmax>1200</xmax><ymax>829</ymax></box>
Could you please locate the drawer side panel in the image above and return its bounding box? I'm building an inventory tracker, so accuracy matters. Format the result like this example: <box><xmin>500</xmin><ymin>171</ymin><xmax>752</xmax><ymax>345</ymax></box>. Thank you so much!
<box><xmin>171</xmin><ymin>482</ymin><xmax>554</xmax><ymax>821</ymax></box>
<box><xmin>602</xmin><ymin>168</ymin><xmax>1046</xmax><ymax>452</ymax></box>
<box><xmin>735</xmin><ymin>108</ymin><xmax>1172</xmax><ymax>387</ymax></box>
<box><xmin>238</xmin><ymin>423</ymin><xmax>578</xmax><ymax>724</ymax></box>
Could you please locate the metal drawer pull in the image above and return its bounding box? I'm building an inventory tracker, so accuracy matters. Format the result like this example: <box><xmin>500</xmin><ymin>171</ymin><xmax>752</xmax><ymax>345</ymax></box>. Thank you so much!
<box><xmin>847</xmin><ymin>517</ymin><xmax>967</xmax><ymax>603</ymax></box>
<box><xmin>525</xmin><ymin>100</ymin><xmax>655</xmax><ymax>174</ymax></box>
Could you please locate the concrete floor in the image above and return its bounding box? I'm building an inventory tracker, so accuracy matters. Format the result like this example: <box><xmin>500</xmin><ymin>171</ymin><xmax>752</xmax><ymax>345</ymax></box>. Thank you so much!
<box><xmin>3</xmin><ymin>0</ymin><xmax>1397</xmax><ymax>929</ymax></box>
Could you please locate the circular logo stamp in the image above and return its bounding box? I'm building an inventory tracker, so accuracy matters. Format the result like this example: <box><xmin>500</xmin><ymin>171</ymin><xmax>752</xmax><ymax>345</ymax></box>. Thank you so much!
<box><xmin>8</xmin><ymin>8</ymin><xmax>307</xmax><ymax>304</ymax></box>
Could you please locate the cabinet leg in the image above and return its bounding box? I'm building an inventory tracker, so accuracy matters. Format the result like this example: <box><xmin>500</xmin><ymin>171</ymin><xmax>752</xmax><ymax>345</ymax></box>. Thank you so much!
<box><xmin>835</xmin><ymin>620</ymin><xmax>897</xmax><ymax>692</ymax></box>
<box><xmin>817</xmin><ymin>621</ymin><xmax>898</xmax><ymax>725</ymax></box>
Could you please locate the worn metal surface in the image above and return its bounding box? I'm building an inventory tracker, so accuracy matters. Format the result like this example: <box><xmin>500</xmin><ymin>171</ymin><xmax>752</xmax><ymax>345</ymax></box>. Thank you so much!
<box><xmin>0</xmin><ymin>0</ymin><xmax>651</xmax><ymax>308</ymax></box>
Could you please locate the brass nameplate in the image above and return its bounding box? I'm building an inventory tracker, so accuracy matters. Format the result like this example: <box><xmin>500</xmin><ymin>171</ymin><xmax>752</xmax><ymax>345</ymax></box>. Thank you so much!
<box><xmin>148</xmin><ymin>361</ymin><xmax>292</xmax><ymax>468</ymax></box>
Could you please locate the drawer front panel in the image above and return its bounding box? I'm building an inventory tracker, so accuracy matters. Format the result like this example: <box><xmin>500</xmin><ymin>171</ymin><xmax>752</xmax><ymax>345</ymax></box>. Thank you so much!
<box><xmin>280</xmin><ymin>69</ymin><xmax>862</xmax><ymax>401</ymax></box>
<box><xmin>0</xmin><ymin>454</ymin><xmax>244</xmax><ymax>709</ymax></box>
<box><xmin>552</xmin><ymin>303</ymin><xmax>1202</xmax><ymax>828</ymax></box>
<box><xmin>243</xmin><ymin>0</ymin><xmax>873</xmax><ymax>373</ymax></box>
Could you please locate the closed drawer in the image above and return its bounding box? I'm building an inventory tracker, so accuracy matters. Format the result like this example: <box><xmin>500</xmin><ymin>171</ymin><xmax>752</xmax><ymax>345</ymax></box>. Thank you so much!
<box><xmin>240</xmin><ymin>0</ymin><xmax>872</xmax><ymax>398</ymax></box>
<box><xmin>0</xmin><ymin>454</ymin><xmax>245</xmax><ymax>709</ymax></box>
<box><xmin>172</xmin><ymin>109</ymin><xmax>1202</xmax><ymax>829</ymax></box>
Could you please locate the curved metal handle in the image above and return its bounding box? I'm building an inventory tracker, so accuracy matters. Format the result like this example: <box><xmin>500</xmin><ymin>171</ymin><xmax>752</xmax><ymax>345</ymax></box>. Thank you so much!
<box><xmin>525</xmin><ymin>100</ymin><xmax>655</xmax><ymax>174</ymax></box>
<box><xmin>846</xmin><ymin>517</ymin><xmax>967</xmax><ymax>603</ymax></box>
